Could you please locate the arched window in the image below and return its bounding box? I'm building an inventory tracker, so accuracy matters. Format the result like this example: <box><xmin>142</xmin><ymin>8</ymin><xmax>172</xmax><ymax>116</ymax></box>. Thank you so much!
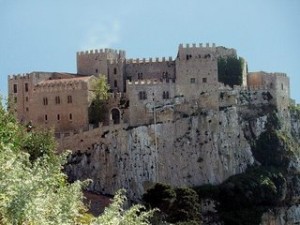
<box><xmin>55</xmin><ymin>96</ymin><xmax>60</xmax><ymax>104</ymax></box>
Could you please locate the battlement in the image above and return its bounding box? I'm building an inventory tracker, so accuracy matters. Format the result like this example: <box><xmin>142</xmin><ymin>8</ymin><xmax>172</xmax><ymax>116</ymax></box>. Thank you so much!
<box><xmin>9</xmin><ymin>73</ymin><xmax>31</xmax><ymax>80</ymax></box>
<box><xmin>77</xmin><ymin>48</ymin><xmax>125</xmax><ymax>56</ymax></box>
<box><xmin>179</xmin><ymin>43</ymin><xmax>216</xmax><ymax>49</ymax></box>
<box><xmin>127</xmin><ymin>78</ymin><xmax>175</xmax><ymax>86</ymax></box>
<box><xmin>125</xmin><ymin>56</ymin><xmax>174</xmax><ymax>64</ymax></box>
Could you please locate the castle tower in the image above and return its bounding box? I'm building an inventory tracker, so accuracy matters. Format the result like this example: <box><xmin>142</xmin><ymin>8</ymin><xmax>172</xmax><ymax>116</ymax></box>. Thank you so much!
<box><xmin>175</xmin><ymin>43</ymin><xmax>221</xmax><ymax>109</ymax></box>
<box><xmin>76</xmin><ymin>49</ymin><xmax>126</xmax><ymax>92</ymax></box>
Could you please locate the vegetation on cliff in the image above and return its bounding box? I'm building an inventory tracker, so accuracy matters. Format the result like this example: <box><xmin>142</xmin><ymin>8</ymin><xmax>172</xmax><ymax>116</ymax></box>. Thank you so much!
<box><xmin>143</xmin><ymin>183</ymin><xmax>202</xmax><ymax>224</ymax></box>
<box><xmin>0</xmin><ymin>102</ymin><xmax>155</xmax><ymax>224</ymax></box>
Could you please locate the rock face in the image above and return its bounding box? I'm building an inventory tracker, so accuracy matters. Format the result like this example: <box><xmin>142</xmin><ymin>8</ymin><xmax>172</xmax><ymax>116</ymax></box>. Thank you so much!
<box><xmin>64</xmin><ymin>105</ymin><xmax>300</xmax><ymax>224</ymax></box>
<box><xmin>261</xmin><ymin>205</ymin><xmax>300</xmax><ymax>225</ymax></box>
<box><xmin>64</xmin><ymin>106</ymin><xmax>271</xmax><ymax>200</ymax></box>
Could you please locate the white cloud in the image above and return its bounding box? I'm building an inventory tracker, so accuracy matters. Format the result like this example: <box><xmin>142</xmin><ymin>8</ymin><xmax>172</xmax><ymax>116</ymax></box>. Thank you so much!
<box><xmin>81</xmin><ymin>20</ymin><xmax>121</xmax><ymax>50</ymax></box>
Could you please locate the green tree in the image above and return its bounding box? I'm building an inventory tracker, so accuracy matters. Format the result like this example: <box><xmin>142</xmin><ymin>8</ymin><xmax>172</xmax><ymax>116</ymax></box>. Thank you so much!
<box><xmin>0</xmin><ymin>100</ymin><xmax>155</xmax><ymax>224</ymax></box>
<box><xmin>169</xmin><ymin>188</ymin><xmax>201</xmax><ymax>224</ymax></box>
<box><xmin>89</xmin><ymin>75</ymin><xmax>110</xmax><ymax>126</ymax></box>
<box><xmin>218</xmin><ymin>56</ymin><xmax>243</xmax><ymax>87</ymax></box>
<box><xmin>92</xmin><ymin>75</ymin><xmax>110</xmax><ymax>100</ymax></box>
<box><xmin>93</xmin><ymin>189</ymin><xmax>156</xmax><ymax>225</ymax></box>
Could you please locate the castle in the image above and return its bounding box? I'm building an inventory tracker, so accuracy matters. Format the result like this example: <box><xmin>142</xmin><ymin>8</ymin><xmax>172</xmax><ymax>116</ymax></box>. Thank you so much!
<box><xmin>8</xmin><ymin>43</ymin><xmax>290</xmax><ymax>139</ymax></box>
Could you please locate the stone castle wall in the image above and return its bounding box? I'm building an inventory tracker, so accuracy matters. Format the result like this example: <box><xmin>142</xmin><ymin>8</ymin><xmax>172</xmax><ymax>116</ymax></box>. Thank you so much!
<box><xmin>8</xmin><ymin>72</ymin><xmax>75</xmax><ymax>123</ymax></box>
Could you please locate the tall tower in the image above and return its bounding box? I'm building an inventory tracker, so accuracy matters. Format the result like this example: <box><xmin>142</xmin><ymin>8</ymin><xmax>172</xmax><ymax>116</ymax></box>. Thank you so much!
<box><xmin>76</xmin><ymin>49</ymin><xmax>126</xmax><ymax>92</ymax></box>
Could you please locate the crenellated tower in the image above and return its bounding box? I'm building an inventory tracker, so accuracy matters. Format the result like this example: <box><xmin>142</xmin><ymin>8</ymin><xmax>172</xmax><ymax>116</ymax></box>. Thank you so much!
<box><xmin>76</xmin><ymin>49</ymin><xmax>126</xmax><ymax>92</ymax></box>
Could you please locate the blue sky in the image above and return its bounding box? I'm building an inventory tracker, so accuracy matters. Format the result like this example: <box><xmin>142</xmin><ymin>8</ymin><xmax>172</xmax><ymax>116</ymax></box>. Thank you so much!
<box><xmin>0</xmin><ymin>0</ymin><xmax>299</xmax><ymax>103</ymax></box>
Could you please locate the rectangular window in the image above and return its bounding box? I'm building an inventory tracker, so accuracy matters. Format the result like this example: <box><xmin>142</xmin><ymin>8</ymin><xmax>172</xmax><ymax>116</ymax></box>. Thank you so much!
<box><xmin>26</xmin><ymin>107</ymin><xmax>29</xmax><ymax>112</ymax></box>
<box><xmin>190</xmin><ymin>78</ymin><xmax>196</xmax><ymax>83</ymax></box>
<box><xmin>43</xmin><ymin>97</ymin><xmax>48</xmax><ymax>105</ymax></box>
<box><xmin>57</xmin><ymin>114</ymin><xmax>60</xmax><ymax>121</ymax></box>
<box><xmin>69</xmin><ymin>113</ymin><xmax>73</xmax><ymax>121</ymax></box>
<box><xmin>45</xmin><ymin>114</ymin><xmax>48</xmax><ymax>121</ymax></box>
<box><xmin>202</xmin><ymin>78</ymin><xmax>207</xmax><ymax>83</ymax></box>
<box><xmin>13</xmin><ymin>84</ymin><xmax>17</xmax><ymax>93</ymax></box>
<box><xmin>114</xmin><ymin>68</ymin><xmax>117</xmax><ymax>74</ymax></box>
<box><xmin>25</xmin><ymin>83</ymin><xmax>28</xmax><ymax>92</ymax></box>
<box><xmin>67</xmin><ymin>95</ymin><xmax>72</xmax><ymax>103</ymax></box>
<box><xmin>163</xmin><ymin>91</ymin><xmax>170</xmax><ymax>99</ymax></box>
<box><xmin>139</xmin><ymin>91</ymin><xmax>147</xmax><ymax>100</ymax></box>
<box><xmin>55</xmin><ymin>96</ymin><xmax>60</xmax><ymax>104</ymax></box>
<box><xmin>26</xmin><ymin>96</ymin><xmax>29</xmax><ymax>102</ymax></box>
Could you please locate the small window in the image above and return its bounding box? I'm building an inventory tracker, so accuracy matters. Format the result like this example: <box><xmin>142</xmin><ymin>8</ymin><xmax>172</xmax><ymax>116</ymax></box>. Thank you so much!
<box><xmin>114</xmin><ymin>68</ymin><xmax>117</xmax><ymax>74</ymax></box>
<box><xmin>202</xmin><ymin>78</ymin><xmax>207</xmax><ymax>83</ymax></box>
<box><xmin>13</xmin><ymin>84</ymin><xmax>17</xmax><ymax>93</ymax></box>
<box><xmin>25</xmin><ymin>83</ymin><xmax>29</xmax><ymax>92</ymax></box>
<box><xmin>67</xmin><ymin>95</ymin><xmax>72</xmax><ymax>103</ymax></box>
<box><xmin>55</xmin><ymin>96</ymin><xmax>60</xmax><ymax>104</ymax></box>
<box><xmin>138</xmin><ymin>73</ymin><xmax>143</xmax><ymax>80</ymax></box>
<box><xmin>163</xmin><ymin>91</ymin><xmax>170</xmax><ymax>99</ymax></box>
<box><xmin>95</xmin><ymin>69</ymin><xmax>98</xmax><ymax>73</ymax></box>
<box><xmin>281</xmin><ymin>83</ymin><xmax>284</xmax><ymax>90</ymax></box>
<box><xmin>190</xmin><ymin>78</ymin><xmax>196</xmax><ymax>83</ymax></box>
<box><xmin>43</xmin><ymin>97</ymin><xmax>48</xmax><ymax>105</ymax></box>
<box><xmin>45</xmin><ymin>114</ymin><xmax>48</xmax><ymax>121</ymax></box>
<box><xmin>57</xmin><ymin>114</ymin><xmax>60</xmax><ymax>121</ymax></box>
<box><xmin>114</xmin><ymin>80</ymin><xmax>118</xmax><ymax>88</ymax></box>
<box><xmin>139</xmin><ymin>91</ymin><xmax>147</xmax><ymax>100</ymax></box>
<box><xmin>25</xmin><ymin>96</ymin><xmax>29</xmax><ymax>102</ymax></box>
<box><xmin>26</xmin><ymin>107</ymin><xmax>29</xmax><ymax>112</ymax></box>
<box><xmin>69</xmin><ymin>113</ymin><xmax>73</xmax><ymax>121</ymax></box>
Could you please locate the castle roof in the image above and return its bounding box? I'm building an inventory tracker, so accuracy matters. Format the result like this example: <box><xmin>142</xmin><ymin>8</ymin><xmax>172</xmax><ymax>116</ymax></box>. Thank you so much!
<box><xmin>36</xmin><ymin>75</ymin><xmax>93</xmax><ymax>87</ymax></box>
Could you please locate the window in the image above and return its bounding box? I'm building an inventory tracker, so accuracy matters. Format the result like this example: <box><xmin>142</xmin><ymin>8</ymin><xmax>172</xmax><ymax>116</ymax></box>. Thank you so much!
<box><xmin>55</xmin><ymin>96</ymin><xmax>60</xmax><ymax>104</ymax></box>
<box><xmin>138</xmin><ymin>73</ymin><xmax>143</xmax><ymax>80</ymax></box>
<box><xmin>45</xmin><ymin>114</ymin><xmax>48</xmax><ymax>121</ymax></box>
<box><xmin>95</xmin><ymin>69</ymin><xmax>98</xmax><ymax>73</ymax></box>
<box><xmin>114</xmin><ymin>67</ymin><xmax>117</xmax><ymax>74</ymax></box>
<box><xmin>190</xmin><ymin>78</ymin><xmax>196</xmax><ymax>83</ymax></box>
<box><xmin>202</xmin><ymin>78</ymin><xmax>207</xmax><ymax>83</ymax></box>
<box><xmin>69</xmin><ymin>113</ymin><xmax>73</xmax><ymax>121</ymax></box>
<box><xmin>114</xmin><ymin>80</ymin><xmax>118</xmax><ymax>88</ymax></box>
<box><xmin>163</xmin><ymin>91</ymin><xmax>170</xmax><ymax>99</ymax></box>
<box><xmin>13</xmin><ymin>84</ymin><xmax>17</xmax><ymax>93</ymax></box>
<box><xmin>57</xmin><ymin>114</ymin><xmax>60</xmax><ymax>121</ymax></box>
<box><xmin>25</xmin><ymin>83</ymin><xmax>28</xmax><ymax>92</ymax></box>
<box><xmin>26</xmin><ymin>107</ymin><xmax>29</xmax><ymax>112</ymax></box>
<box><xmin>25</xmin><ymin>96</ymin><xmax>29</xmax><ymax>102</ymax></box>
<box><xmin>281</xmin><ymin>83</ymin><xmax>284</xmax><ymax>90</ymax></box>
<box><xmin>43</xmin><ymin>97</ymin><xmax>48</xmax><ymax>105</ymax></box>
<box><xmin>139</xmin><ymin>91</ymin><xmax>147</xmax><ymax>100</ymax></box>
<box><xmin>67</xmin><ymin>95</ymin><xmax>72</xmax><ymax>103</ymax></box>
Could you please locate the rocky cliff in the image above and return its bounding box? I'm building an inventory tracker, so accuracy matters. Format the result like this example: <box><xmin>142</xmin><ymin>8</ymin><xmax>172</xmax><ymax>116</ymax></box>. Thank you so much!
<box><xmin>64</xmin><ymin>103</ymin><xmax>300</xmax><ymax>224</ymax></box>
<box><xmin>64</xmin><ymin>104</ymin><xmax>275</xmax><ymax>199</ymax></box>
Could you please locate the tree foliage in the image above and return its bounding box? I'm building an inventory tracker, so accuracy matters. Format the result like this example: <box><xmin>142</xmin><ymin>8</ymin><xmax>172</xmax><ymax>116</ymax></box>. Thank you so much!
<box><xmin>92</xmin><ymin>75</ymin><xmax>110</xmax><ymax>100</ymax></box>
<box><xmin>218</xmin><ymin>56</ymin><xmax>243</xmax><ymax>87</ymax></box>
<box><xmin>143</xmin><ymin>183</ymin><xmax>201</xmax><ymax>224</ymax></box>
<box><xmin>0</xmin><ymin>101</ymin><xmax>154</xmax><ymax>224</ymax></box>
<box><xmin>89</xmin><ymin>75</ymin><xmax>110</xmax><ymax>126</ymax></box>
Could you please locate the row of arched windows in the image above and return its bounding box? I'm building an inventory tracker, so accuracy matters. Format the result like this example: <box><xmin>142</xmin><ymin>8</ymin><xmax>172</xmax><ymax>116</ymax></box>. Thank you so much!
<box><xmin>43</xmin><ymin>95</ymin><xmax>72</xmax><ymax>105</ymax></box>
